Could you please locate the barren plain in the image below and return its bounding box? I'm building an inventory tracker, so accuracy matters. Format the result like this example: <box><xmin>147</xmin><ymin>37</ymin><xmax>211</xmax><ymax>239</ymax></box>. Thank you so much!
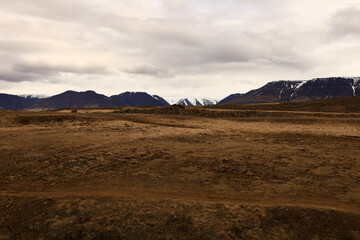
<box><xmin>0</xmin><ymin>99</ymin><xmax>360</xmax><ymax>239</ymax></box>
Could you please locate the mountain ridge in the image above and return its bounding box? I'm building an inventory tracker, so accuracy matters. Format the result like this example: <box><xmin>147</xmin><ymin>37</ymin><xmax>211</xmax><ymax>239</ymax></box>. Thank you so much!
<box><xmin>0</xmin><ymin>91</ymin><xmax>170</xmax><ymax>110</ymax></box>
<box><xmin>1</xmin><ymin>76</ymin><xmax>360</xmax><ymax>110</ymax></box>
<box><xmin>220</xmin><ymin>77</ymin><xmax>360</xmax><ymax>104</ymax></box>
<box><xmin>110</xmin><ymin>92</ymin><xmax>169</xmax><ymax>107</ymax></box>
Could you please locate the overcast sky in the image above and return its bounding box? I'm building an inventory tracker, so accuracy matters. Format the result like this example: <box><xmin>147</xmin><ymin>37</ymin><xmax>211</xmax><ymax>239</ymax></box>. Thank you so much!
<box><xmin>0</xmin><ymin>0</ymin><xmax>360</xmax><ymax>100</ymax></box>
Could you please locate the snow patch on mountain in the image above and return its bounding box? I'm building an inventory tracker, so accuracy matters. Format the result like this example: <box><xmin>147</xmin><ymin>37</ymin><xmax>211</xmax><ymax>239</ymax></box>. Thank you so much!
<box><xmin>289</xmin><ymin>80</ymin><xmax>308</xmax><ymax>100</ymax></box>
<box><xmin>19</xmin><ymin>94</ymin><xmax>48</xmax><ymax>99</ymax></box>
<box><xmin>350</xmin><ymin>77</ymin><xmax>360</xmax><ymax>96</ymax></box>
<box><xmin>152</xmin><ymin>95</ymin><xmax>161</xmax><ymax>101</ymax></box>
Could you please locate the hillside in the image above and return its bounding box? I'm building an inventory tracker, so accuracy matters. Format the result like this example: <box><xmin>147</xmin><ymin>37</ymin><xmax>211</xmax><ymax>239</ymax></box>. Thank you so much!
<box><xmin>208</xmin><ymin>96</ymin><xmax>360</xmax><ymax>113</ymax></box>
<box><xmin>0</xmin><ymin>94</ymin><xmax>40</xmax><ymax>110</ymax></box>
<box><xmin>32</xmin><ymin>90</ymin><xmax>115</xmax><ymax>109</ymax></box>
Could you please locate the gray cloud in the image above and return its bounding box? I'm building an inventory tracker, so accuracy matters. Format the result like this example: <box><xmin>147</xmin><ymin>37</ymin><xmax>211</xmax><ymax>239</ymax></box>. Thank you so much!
<box><xmin>135</xmin><ymin>26</ymin><xmax>310</xmax><ymax>71</ymax></box>
<box><xmin>13</xmin><ymin>61</ymin><xmax>108</xmax><ymax>75</ymax></box>
<box><xmin>330</xmin><ymin>7</ymin><xmax>360</xmax><ymax>37</ymax></box>
<box><xmin>124</xmin><ymin>65</ymin><xmax>173</xmax><ymax>78</ymax></box>
<box><xmin>0</xmin><ymin>40</ymin><xmax>50</xmax><ymax>54</ymax></box>
<box><xmin>0</xmin><ymin>69</ymin><xmax>39</xmax><ymax>82</ymax></box>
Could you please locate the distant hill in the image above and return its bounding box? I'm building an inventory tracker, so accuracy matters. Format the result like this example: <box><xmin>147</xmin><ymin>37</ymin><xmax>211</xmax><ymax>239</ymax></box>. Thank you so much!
<box><xmin>222</xmin><ymin>77</ymin><xmax>360</xmax><ymax>104</ymax></box>
<box><xmin>209</xmin><ymin>96</ymin><xmax>360</xmax><ymax>113</ymax></box>
<box><xmin>110</xmin><ymin>92</ymin><xmax>169</xmax><ymax>107</ymax></box>
<box><xmin>0</xmin><ymin>91</ymin><xmax>170</xmax><ymax>110</ymax></box>
<box><xmin>32</xmin><ymin>90</ymin><xmax>114</xmax><ymax>109</ymax></box>
<box><xmin>0</xmin><ymin>94</ymin><xmax>40</xmax><ymax>110</ymax></box>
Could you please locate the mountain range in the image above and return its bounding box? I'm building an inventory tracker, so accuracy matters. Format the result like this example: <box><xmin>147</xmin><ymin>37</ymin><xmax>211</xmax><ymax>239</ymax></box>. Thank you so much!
<box><xmin>0</xmin><ymin>77</ymin><xmax>359</xmax><ymax>110</ymax></box>
<box><xmin>220</xmin><ymin>77</ymin><xmax>360</xmax><ymax>104</ymax></box>
<box><xmin>0</xmin><ymin>91</ymin><xmax>170</xmax><ymax>110</ymax></box>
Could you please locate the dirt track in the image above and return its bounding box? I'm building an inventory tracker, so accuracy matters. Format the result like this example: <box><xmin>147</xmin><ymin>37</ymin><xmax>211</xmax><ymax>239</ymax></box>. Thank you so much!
<box><xmin>0</xmin><ymin>108</ymin><xmax>359</xmax><ymax>239</ymax></box>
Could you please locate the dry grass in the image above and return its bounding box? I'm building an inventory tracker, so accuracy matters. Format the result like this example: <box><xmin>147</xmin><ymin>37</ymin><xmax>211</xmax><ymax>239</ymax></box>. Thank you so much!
<box><xmin>210</xmin><ymin>96</ymin><xmax>360</xmax><ymax>113</ymax></box>
<box><xmin>0</xmin><ymin>103</ymin><xmax>359</xmax><ymax>239</ymax></box>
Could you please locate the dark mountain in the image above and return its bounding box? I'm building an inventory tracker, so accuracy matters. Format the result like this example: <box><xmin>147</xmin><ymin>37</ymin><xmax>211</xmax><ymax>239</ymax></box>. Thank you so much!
<box><xmin>110</xmin><ymin>92</ymin><xmax>170</xmax><ymax>107</ymax></box>
<box><xmin>0</xmin><ymin>91</ymin><xmax>170</xmax><ymax>110</ymax></box>
<box><xmin>224</xmin><ymin>81</ymin><xmax>301</xmax><ymax>104</ymax></box>
<box><xmin>152</xmin><ymin>95</ymin><xmax>169</xmax><ymax>106</ymax></box>
<box><xmin>290</xmin><ymin>77</ymin><xmax>360</xmax><ymax>100</ymax></box>
<box><xmin>222</xmin><ymin>77</ymin><xmax>360</xmax><ymax>104</ymax></box>
<box><xmin>218</xmin><ymin>93</ymin><xmax>243</xmax><ymax>104</ymax></box>
<box><xmin>33</xmin><ymin>90</ymin><xmax>115</xmax><ymax>109</ymax></box>
<box><xmin>0</xmin><ymin>94</ymin><xmax>40</xmax><ymax>110</ymax></box>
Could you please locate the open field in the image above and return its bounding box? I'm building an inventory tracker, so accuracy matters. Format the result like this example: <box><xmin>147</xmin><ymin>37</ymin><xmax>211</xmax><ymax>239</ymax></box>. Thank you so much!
<box><xmin>0</xmin><ymin>100</ymin><xmax>360</xmax><ymax>239</ymax></box>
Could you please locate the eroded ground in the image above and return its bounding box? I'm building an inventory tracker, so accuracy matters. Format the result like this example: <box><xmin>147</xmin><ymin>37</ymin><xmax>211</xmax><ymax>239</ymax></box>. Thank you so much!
<box><xmin>0</xmin><ymin>108</ymin><xmax>359</xmax><ymax>239</ymax></box>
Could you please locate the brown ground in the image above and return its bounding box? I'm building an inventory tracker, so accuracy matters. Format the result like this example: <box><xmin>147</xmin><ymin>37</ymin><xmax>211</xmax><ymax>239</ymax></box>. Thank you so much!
<box><xmin>211</xmin><ymin>96</ymin><xmax>360</xmax><ymax>113</ymax></box>
<box><xmin>0</xmin><ymin>102</ymin><xmax>360</xmax><ymax>239</ymax></box>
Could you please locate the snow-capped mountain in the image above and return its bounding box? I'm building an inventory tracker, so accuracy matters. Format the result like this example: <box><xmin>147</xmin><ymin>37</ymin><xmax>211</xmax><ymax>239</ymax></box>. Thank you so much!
<box><xmin>221</xmin><ymin>77</ymin><xmax>360</xmax><ymax>104</ymax></box>
<box><xmin>175</xmin><ymin>98</ymin><xmax>218</xmax><ymax>106</ymax></box>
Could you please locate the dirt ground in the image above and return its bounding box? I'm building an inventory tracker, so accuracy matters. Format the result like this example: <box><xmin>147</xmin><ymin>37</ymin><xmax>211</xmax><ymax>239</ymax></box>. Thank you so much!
<box><xmin>0</xmin><ymin>106</ymin><xmax>359</xmax><ymax>239</ymax></box>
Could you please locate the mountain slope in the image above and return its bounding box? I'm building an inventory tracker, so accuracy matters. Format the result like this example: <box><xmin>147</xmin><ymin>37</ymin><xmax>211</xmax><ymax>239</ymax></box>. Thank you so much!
<box><xmin>223</xmin><ymin>77</ymin><xmax>360</xmax><ymax>104</ymax></box>
<box><xmin>110</xmin><ymin>92</ymin><xmax>170</xmax><ymax>107</ymax></box>
<box><xmin>0</xmin><ymin>94</ymin><xmax>40</xmax><ymax>110</ymax></box>
<box><xmin>152</xmin><ymin>95</ymin><xmax>170</xmax><ymax>106</ymax></box>
<box><xmin>290</xmin><ymin>77</ymin><xmax>360</xmax><ymax>100</ymax></box>
<box><xmin>218</xmin><ymin>93</ymin><xmax>243</xmax><ymax>104</ymax></box>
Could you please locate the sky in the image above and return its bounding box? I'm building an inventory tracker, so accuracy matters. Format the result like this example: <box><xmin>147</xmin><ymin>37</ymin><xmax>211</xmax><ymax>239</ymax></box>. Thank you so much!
<box><xmin>0</xmin><ymin>0</ymin><xmax>360</xmax><ymax>100</ymax></box>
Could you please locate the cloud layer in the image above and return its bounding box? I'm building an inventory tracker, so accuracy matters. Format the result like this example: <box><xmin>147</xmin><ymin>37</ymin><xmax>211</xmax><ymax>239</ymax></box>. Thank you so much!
<box><xmin>0</xmin><ymin>0</ymin><xmax>359</xmax><ymax>99</ymax></box>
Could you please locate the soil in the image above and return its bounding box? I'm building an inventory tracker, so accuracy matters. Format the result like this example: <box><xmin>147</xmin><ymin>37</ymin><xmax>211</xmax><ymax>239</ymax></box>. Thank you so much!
<box><xmin>0</xmin><ymin>103</ymin><xmax>359</xmax><ymax>239</ymax></box>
